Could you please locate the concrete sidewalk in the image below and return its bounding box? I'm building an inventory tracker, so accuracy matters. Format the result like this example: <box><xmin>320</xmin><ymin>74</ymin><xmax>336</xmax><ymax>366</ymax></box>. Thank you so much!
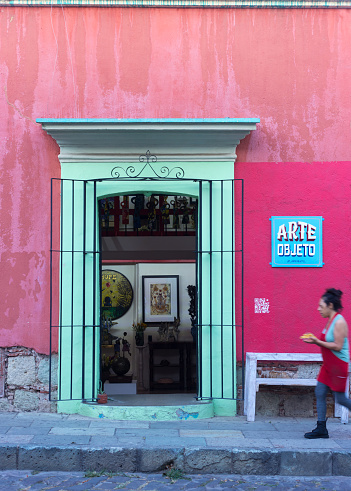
<box><xmin>0</xmin><ymin>412</ymin><xmax>350</xmax><ymax>476</ymax></box>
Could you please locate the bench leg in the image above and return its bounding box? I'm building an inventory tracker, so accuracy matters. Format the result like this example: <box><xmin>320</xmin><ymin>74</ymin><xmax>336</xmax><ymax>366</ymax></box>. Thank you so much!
<box><xmin>334</xmin><ymin>375</ymin><xmax>349</xmax><ymax>424</ymax></box>
<box><xmin>246</xmin><ymin>356</ymin><xmax>257</xmax><ymax>422</ymax></box>
<box><xmin>341</xmin><ymin>405</ymin><xmax>349</xmax><ymax>424</ymax></box>
<box><xmin>341</xmin><ymin>375</ymin><xmax>349</xmax><ymax>424</ymax></box>
<box><xmin>244</xmin><ymin>359</ymin><xmax>249</xmax><ymax>415</ymax></box>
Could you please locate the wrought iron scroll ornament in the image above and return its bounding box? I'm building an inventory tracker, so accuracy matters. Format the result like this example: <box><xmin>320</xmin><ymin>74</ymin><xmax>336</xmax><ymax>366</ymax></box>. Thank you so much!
<box><xmin>111</xmin><ymin>150</ymin><xmax>185</xmax><ymax>179</ymax></box>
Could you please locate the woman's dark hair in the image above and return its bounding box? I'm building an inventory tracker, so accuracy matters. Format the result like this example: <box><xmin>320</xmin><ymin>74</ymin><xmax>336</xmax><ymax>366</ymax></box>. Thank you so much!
<box><xmin>321</xmin><ymin>288</ymin><xmax>343</xmax><ymax>312</ymax></box>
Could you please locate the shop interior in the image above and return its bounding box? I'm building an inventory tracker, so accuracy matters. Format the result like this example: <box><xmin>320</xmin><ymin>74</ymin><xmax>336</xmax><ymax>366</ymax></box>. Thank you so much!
<box><xmin>99</xmin><ymin>194</ymin><xmax>198</xmax><ymax>400</ymax></box>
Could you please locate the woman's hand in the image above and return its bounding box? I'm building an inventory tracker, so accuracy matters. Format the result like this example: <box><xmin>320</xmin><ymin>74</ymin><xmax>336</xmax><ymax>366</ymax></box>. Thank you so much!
<box><xmin>300</xmin><ymin>333</ymin><xmax>318</xmax><ymax>344</ymax></box>
<box><xmin>303</xmin><ymin>336</ymin><xmax>318</xmax><ymax>344</ymax></box>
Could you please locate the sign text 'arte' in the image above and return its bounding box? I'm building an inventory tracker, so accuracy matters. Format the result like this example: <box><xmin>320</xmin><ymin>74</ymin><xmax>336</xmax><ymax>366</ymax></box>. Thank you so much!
<box><xmin>270</xmin><ymin>216</ymin><xmax>324</xmax><ymax>267</ymax></box>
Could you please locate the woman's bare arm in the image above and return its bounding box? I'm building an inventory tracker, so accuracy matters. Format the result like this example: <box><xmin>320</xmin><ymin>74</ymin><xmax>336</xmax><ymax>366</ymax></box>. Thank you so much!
<box><xmin>303</xmin><ymin>318</ymin><xmax>348</xmax><ymax>351</ymax></box>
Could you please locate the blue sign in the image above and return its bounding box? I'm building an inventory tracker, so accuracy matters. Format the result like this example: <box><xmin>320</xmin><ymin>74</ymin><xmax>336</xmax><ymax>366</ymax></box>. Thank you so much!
<box><xmin>270</xmin><ymin>216</ymin><xmax>324</xmax><ymax>267</ymax></box>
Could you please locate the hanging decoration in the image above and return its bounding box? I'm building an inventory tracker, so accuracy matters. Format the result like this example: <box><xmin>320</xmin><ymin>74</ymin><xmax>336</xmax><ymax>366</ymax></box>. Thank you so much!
<box><xmin>146</xmin><ymin>195</ymin><xmax>159</xmax><ymax>231</ymax></box>
<box><xmin>161</xmin><ymin>195</ymin><xmax>170</xmax><ymax>225</ymax></box>
<box><xmin>99</xmin><ymin>194</ymin><xmax>197</xmax><ymax>236</ymax></box>
<box><xmin>190</xmin><ymin>199</ymin><xmax>197</xmax><ymax>230</ymax></box>
<box><xmin>131</xmin><ymin>194</ymin><xmax>145</xmax><ymax>230</ymax></box>
<box><xmin>120</xmin><ymin>195</ymin><xmax>130</xmax><ymax>225</ymax></box>
<box><xmin>180</xmin><ymin>197</ymin><xmax>190</xmax><ymax>226</ymax></box>
<box><xmin>100</xmin><ymin>198</ymin><xmax>114</xmax><ymax>232</ymax></box>
<box><xmin>170</xmin><ymin>196</ymin><xmax>180</xmax><ymax>230</ymax></box>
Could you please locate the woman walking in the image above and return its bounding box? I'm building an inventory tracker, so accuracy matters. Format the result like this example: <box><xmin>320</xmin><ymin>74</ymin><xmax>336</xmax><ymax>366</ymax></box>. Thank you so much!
<box><xmin>302</xmin><ymin>288</ymin><xmax>351</xmax><ymax>439</ymax></box>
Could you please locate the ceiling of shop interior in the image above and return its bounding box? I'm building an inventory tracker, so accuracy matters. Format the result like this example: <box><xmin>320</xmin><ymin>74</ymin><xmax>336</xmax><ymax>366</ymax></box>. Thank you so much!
<box><xmin>101</xmin><ymin>236</ymin><xmax>196</xmax><ymax>260</ymax></box>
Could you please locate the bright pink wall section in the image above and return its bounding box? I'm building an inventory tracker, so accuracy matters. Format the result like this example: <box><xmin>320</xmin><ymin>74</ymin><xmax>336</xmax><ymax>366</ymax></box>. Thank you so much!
<box><xmin>235</xmin><ymin>161</ymin><xmax>351</xmax><ymax>356</ymax></box>
<box><xmin>1</xmin><ymin>7</ymin><xmax>351</xmax><ymax>354</ymax></box>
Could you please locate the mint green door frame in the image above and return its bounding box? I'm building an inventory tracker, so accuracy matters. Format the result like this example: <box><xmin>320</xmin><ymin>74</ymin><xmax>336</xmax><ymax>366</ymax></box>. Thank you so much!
<box><xmin>54</xmin><ymin>173</ymin><xmax>238</xmax><ymax>416</ymax></box>
<box><xmin>41</xmin><ymin>118</ymin><xmax>259</xmax><ymax>416</ymax></box>
<box><xmin>197</xmin><ymin>179</ymin><xmax>238</xmax><ymax>412</ymax></box>
<box><xmin>53</xmin><ymin>178</ymin><xmax>101</xmax><ymax>403</ymax></box>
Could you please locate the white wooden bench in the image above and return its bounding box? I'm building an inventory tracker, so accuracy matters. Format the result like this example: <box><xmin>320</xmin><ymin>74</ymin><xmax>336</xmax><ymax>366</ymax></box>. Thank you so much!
<box><xmin>244</xmin><ymin>352</ymin><xmax>350</xmax><ymax>424</ymax></box>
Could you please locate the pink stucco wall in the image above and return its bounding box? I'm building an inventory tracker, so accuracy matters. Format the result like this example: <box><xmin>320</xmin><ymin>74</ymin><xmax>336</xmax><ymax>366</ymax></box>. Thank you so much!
<box><xmin>235</xmin><ymin>161</ymin><xmax>351</xmax><ymax>356</ymax></box>
<box><xmin>1</xmin><ymin>7</ymin><xmax>351</xmax><ymax>354</ymax></box>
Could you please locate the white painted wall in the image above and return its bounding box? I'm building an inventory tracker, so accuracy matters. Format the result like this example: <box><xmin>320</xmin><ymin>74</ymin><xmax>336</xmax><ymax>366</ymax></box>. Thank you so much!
<box><xmin>102</xmin><ymin>263</ymin><xmax>195</xmax><ymax>388</ymax></box>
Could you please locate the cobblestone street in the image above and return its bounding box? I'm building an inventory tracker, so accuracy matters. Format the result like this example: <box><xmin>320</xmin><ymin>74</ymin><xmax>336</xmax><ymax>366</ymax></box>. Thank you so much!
<box><xmin>0</xmin><ymin>471</ymin><xmax>350</xmax><ymax>491</ymax></box>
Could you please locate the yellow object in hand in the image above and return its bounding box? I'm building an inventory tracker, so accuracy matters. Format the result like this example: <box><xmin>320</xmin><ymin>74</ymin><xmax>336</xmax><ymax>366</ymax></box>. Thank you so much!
<box><xmin>299</xmin><ymin>333</ymin><xmax>315</xmax><ymax>340</ymax></box>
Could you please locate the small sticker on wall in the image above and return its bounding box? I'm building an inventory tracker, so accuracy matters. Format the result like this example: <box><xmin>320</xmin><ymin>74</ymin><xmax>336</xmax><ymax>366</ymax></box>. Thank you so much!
<box><xmin>254</xmin><ymin>298</ymin><xmax>270</xmax><ymax>314</ymax></box>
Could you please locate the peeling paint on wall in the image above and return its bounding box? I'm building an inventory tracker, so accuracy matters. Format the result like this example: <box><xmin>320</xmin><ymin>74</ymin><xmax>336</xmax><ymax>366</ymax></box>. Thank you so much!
<box><xmin>1</xmin><ymin>7</ymin><xmax>351</xmax><ymax>359</ymax></box>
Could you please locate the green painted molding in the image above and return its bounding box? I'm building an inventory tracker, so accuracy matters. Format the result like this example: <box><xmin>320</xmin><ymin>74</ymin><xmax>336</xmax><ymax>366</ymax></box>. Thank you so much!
<box><xmin>45</xmin><ymin>118</ymin><xmax>243</xmax><ymax>414</ymax></box>
<box><xmin>1</xmin><ymin>0</ymin><xmax>351</xmax><ymax>7</ymax></box>
<box><xmin>38</xmin><ymin>118</ymin><xmax>259</xmax><ymax>163</ymax></box>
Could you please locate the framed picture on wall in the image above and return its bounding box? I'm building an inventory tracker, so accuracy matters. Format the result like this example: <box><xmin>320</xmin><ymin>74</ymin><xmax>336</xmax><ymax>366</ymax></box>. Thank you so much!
<box><xmin>142</xmin><ymin>275</ymin><xmax>179</xmax><ymax>323</ymax></box>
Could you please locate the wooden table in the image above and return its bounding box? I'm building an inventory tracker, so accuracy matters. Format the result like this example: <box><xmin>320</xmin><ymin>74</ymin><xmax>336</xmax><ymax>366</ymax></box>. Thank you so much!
<box><xmin>149</xmin><ymin>341</ymin><xmax>196</xmax><ymax>391</ymax></box>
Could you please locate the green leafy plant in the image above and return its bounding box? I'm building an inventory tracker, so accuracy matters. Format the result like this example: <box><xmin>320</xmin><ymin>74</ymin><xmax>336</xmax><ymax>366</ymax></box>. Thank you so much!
<box><xmin>97</xmin><ymin>381</ymin><xmax>105</xmax><ymax>395</ymax></box>
<box><xmin>84</xmin><ymin>469</ymin><xmax>119</xmax><ymax>478</ymax></box>
<box><xmin>163</xmin><ymin>465</ymin><xmax>190</xmax><ymax>484</ymax></box>
<box><xmin>102</xmin><ymin>354</ymin><xmax>112</xmax><ymax>370</ymax></box>
<box><xmin>84</xmin><ymin>470</ymin><xmax>138</xmax><ymax>478</ymax></box>
<box><xmin>85</xmin><ymin>470</ymin><xmax>106</xmax><ymax>478</ymax></box>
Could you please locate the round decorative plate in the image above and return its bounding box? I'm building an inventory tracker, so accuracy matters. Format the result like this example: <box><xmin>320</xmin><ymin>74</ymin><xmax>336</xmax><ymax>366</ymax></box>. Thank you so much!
<box><xmin>101</xmin><ymin>270</ymin><xmax>133</xmax><ymax>320</ymax></box>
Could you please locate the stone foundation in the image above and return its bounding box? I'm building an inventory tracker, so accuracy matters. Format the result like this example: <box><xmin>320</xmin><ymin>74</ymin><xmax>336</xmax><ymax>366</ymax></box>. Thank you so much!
<box><xmin>236</xmin><ymin>361</ymin><xmax>349</xmax><ymax>418</ymax></box>
<box><xmin>0</xmin><ymin>353</ymin><xmax>348</xmax><ymax>417</ymax></box>
<box><xmin>0</xmin><ymin>347</ymin><xmax>58</xmax><ymax>413</ymax></box>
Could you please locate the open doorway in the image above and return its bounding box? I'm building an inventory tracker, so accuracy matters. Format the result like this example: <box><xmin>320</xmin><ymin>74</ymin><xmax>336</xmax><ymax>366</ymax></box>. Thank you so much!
<box><xmin>44</xmin><ymin>119</ymin><xmax>256</xmax><ymax>418</ymax></box>
<box><xmin>99</xmin><ymin>194</ymin><xmax>198</xmax><ymax>400</ymax></box>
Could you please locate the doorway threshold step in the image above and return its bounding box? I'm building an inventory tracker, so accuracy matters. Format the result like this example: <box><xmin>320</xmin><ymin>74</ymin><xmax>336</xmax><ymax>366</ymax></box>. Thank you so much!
<box><xmin>79</xmin><ymin>394</ymin><xmax>214</xmax><ymax>421</ymax></box>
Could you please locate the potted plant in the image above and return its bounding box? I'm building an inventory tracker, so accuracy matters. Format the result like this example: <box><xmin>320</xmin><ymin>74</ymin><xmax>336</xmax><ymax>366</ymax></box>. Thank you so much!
<box><xmin>97</xmin><ymin>382</ymin><xmax>108</xmax><ymax>404</ymax></box>
<box><xmin>101</xmin><ymin>354</ymin><xmax>112</xmax><ymax>382</ymax></box>
<box><xmin>132</xmin><ymin>322</ymin><xmax>147</xmax><ymax>346</ymax></box>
